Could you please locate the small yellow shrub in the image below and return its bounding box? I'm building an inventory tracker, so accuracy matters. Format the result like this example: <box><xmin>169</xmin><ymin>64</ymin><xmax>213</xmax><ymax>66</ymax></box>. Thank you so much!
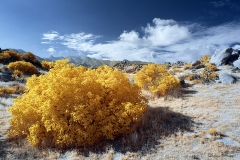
<box><xmin>0</xmin><ymin>87</ymin><xmax>15</xmax><ymax>96</ymax></box>
<box><xmin>183</xmin><ymin>63</ymin><xmax>192</xmax><ymax>70</ymax></box>
<box><xmin>205</xmin><ymin>63</ymin><xmax>218</xmax><ymax>72</ymax></box>
<box><xmin>22</xmin><ymin>52</ymin><xmax>37</xmax><ymax>64</ymax></box>
<box><xmin>8</xmin><ymin>61</ymin><xmax>38</xmax><ymax>75</ymax></box>
<box><xmin>134</xmin><ymin>64</ymin><xmax>181</xmax><ymax>96</ymax></box>
<box><xmin>8</xmin><ymin>59</ymin><xmax>147</xmax><ymax>148</ymax></box>
<box><xmin>41</xmin><ymin>60</ymin><xmax>55</xmax><ymax>70</ymax></box>
<box><xmin>208</xmin><ymin>128</ymin><xmax>218</xmax><ymax>135</ymax></box>
<box><xmin>185</xmin><ymin>74</ymin><xmax>199</xmax><ymax>81</ymax></box>
<box><xmin>198</xmin><ymin>68</ymin><xmax>218</xmax><ymax>82</ymax></box>
<box><xmin>0</xmin><ymin>50</ymin><xmax>22</xmax><ymax>63</ymax></box>
<box><xmin>13</xmin><ymin>70</ymin><xmax>23</xmax><ymax>78</ymax></box>
<box><xmin>199</xmin><ymin>54</ymin><xmax>211</xmax><ymax>64</ymax></box>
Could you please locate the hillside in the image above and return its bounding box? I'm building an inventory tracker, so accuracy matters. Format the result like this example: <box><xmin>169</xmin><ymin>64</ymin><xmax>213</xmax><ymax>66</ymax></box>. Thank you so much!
<box><xmin>0</xmin><ymin>48</ymin><xmax>240</xmax><ymax>159</ymax></box>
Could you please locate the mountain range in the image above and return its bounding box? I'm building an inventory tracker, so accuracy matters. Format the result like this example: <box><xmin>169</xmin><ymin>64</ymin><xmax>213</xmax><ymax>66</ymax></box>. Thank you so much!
<box><xmin>2</xmin><ymin>48</ymin><xmax>149</xmax><ymax>68</ymax></box>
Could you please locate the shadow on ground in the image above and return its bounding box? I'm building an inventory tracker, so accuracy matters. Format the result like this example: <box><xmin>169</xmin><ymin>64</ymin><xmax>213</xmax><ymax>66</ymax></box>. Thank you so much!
<box><xmin>71</xmin><ymin>106</ymin><xmax>194</xmax><ymax>156</ymax></box>
<box><xmin>0</xmin><ymin>139</ymin><xmax>8</xmax><ymax>159</ymax></box>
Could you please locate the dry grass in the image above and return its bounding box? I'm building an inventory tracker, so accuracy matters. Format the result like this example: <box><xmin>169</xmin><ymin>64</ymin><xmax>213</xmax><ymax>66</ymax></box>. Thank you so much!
<box><xmin>183</xmin><ymin>63</ymin><xmax>193</xmax><ymax>70</ymax></box>
<box><xmin>172</xmin><ymin>68</ymin><xmax>183</xmax><ymax>73</ymax></box>
<box><xmin>0</xmin><ymin>87</ymin><xmax>15</xmax><ymax>97</ymax></box>
<box><xmin>9</xmin><ymin>83</ymin><xmax>26</xmax><ymax>94</ymax></box>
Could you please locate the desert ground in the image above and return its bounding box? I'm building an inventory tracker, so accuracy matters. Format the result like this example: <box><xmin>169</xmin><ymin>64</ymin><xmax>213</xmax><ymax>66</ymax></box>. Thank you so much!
<box><xmin>0</xmin><ymin>65</ymin><xmax>240</xmax><ymax>160</ymax></box>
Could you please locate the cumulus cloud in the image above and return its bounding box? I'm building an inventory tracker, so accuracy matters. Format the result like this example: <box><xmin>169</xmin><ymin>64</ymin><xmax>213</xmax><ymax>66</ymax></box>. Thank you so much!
<box><xmin>41</xmin><ymin>18</ymin><xmax>240</xmax><ymax>63</ymax></box>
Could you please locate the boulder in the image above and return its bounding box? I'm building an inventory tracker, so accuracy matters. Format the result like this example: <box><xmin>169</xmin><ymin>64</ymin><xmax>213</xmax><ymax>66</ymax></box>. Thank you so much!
<box><xmin>233</xmin><ymin>59</ymin><xmax>240</xmax><ymax>68</ymax></box>
<box><xmin>191</xmin><ymin>60</ymin><xmax>201</xmax><ymax>66</ymax></box>
<box><xmin>219</xmin><ymin>72</ymin><xmax>236</xmax><ymax>84</ymax></box>
<box><xmin>0</xmin><ymin>73</ymin><xmax>13</xmax><ymax>82</ymax></box>
<box><xmin>209</xmin><ymin>48</ymin><xmax>233</xmax><ymax>66</ymax></box>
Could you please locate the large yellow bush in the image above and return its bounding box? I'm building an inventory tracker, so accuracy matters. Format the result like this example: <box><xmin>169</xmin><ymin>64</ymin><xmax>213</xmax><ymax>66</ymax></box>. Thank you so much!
<box><xmin>134</xmin><ymin>64</ymin><xmax>181</xmax><ymax>96</ymax></box>
<box><xmin>8</xmin><ymin>61</ymin><xmax>39</xmax><ymax>75</ymax></box>
<box><xmin>8</xmin><ymin>59</ymin><xmax>147</xmax><ymax>148</ymax></box>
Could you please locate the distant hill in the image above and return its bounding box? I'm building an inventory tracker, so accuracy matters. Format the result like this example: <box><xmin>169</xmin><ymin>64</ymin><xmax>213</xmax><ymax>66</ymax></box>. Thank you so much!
<box><xmin>1</xmin><ymin>48</ymin><xmax>149</xmax><ymax>68</ymax></box>
<box><xmin>46</xmin><ymin>55</ymin><xmax>149</xmax><ymax>68</ymax></box>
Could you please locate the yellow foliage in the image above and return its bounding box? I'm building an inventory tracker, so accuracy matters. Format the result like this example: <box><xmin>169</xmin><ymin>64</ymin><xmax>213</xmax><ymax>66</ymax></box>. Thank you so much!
<box><xmin>205</xmin><ymin>63</ymin><xmax>218</xmax><ymax>72</ymax></box>
<box><xmin>134</xmin><ymin>64</ymin><xmax>181</xmax><ymax>96</ymax></box>
<box><xmin>199</xmin><ymin>54</ymin><xmax>211</xmax><ymax>64</ymax></box>
<box><xmin>8</xmin><ymin>61</ymin><xmax>38</xmax><ymax>75</ymax></box>
<box><xmin>8</xmin><ymin>59</ymin><xmax>147</xmax><ymax>148</ymax></box>
<box><xmin>41</xmin><ymin>60</ymin><xmax>55</xmax><ymax>70</ymax></box>
<box><xmin>183</xmin><ymin>63</ymin><xmax>193</xmax><ymax>70</ymax></box>
<box><xmin>0</xmin><ymin>87</ymin><xmax>15</xmax><ymax>96</ymax></box>
<box><xmin>22</xmin><ymin>52</ymin><xmax>37</xmax><ymax>64</ymax></box>
<box><xmin>0</xmin><ymin>50</ymin><xmax>22</xmax><ymax>62</ymax></box>
<box><xmin>13</xmin><ymin>70</ymin><xmax>23</xmax><ymax>78</ymax></box>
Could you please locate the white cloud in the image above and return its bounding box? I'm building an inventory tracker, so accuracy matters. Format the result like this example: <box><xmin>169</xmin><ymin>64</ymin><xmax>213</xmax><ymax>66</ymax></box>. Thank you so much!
<box><xmin>59</xmin><ymin>33</ymin><xmax>100</xmax><ymax>52</ymax></box>
<box><xmin>42</xmin><ymin>31</ymin><xmax>59</xmax><ymax>44</ymax></box>
<box><xmin>46</xmin><ymin>47</ymin><xmax>56</xmax><ymax>54</ymax></box>
<box><xmin>41</xmin><ymin>19</ymin><xmax>240</xmax><ymax>63</ymax></box>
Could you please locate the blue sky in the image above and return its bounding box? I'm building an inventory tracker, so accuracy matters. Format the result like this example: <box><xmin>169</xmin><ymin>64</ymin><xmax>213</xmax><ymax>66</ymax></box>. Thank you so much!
<box><xmin>1</xmin><ymin>0</ymin><xmax>240</xmax><ymax>63</ymax></box>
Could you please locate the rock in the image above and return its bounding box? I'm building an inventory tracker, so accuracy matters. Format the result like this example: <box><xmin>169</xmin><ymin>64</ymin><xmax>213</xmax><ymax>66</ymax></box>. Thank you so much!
<box><xmin>219</xmin><ymin>72</ymin><xmax>236</xmax><ymax>84</ymax></box>
<box><xmin>0</xmin><ymin>73</ymin><xmax>13</xmax><ymax>82</ymax></box>
<box><xmin>209</xmin><ymin>48</ymin><xmax>233</xmax><ymax>66</ymax></box>
<box><xmin>0</xmin><ymin>66</ymin><xmax>13</xmax><ymax>74</ymax></box>
<box><xmin>226</xmin><ymin>50</ymin><xmax>239</xmax><ymax>65</ymax></box>
<box><xmin>233</xmin><ymin>59</ymin><xmax>240</xmax><ymax>68</ymax></box>
<box><xmin>191</xmin><ymin>60</ymin><xmax>201</xmax><ymax>66</ymax></box>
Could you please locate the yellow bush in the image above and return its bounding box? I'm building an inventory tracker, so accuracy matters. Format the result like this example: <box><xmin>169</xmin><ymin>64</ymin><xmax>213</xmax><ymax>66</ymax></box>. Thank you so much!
<box><xmin>134</xmin><ymin>64</ymin><xmax>181</xmax><ymax>96</ymax></box>
<box><xmin>198</xmin><ymin>68</ymin><xmax>218</xmax><ymax>82</ymax></box>
<box><xmin>8</xmin><ymin>59</ymin><xmax>147</xmax><ymax>148</ymax></box>
<box><xmin>8</xmin><ymin>61</ymin><xmax>38</xmax><ymax>75</ymax></box>
<box><xmin>0</xmin><ymin>50</ymin><xmax>22</xmax><ymax>63</ymax></box>
<box><xmin>13</xmin><ymin>70</ymin><xmax>23</xmax><ymax>78</ymax></box>
<box><xmin>0</xmin><ymin>87</ymin><xmax>15</xmax><ymax>96</ymax></box>
<box><xmin>205</xmin><ymin>63</ymin><xmax>218</xmax><ymax>72</ymax></box>
<box><xmin>199</xmin><ymin>54</ymin><xmax>211</xmax><ymax>64</ymax></box>
<box><xmin>183</xmin><ymin>63</ymin><xmax>193</xmax><ymax>70</ymax></box>
<box><xmin>41</xmin><ymin>60</ymin><xmax>55</xmax><ymax>70</ymax></box>
<box><xmin>22</xmin><ymin>52</ymin><xmax>37</xmax><ymax>64</ymax></box>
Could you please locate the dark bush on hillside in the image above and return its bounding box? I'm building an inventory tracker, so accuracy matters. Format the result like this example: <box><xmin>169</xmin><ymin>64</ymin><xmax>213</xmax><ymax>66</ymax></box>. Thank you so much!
<box><xmin>0</xmin><ymin>50</ymin><xmax>22</xmax><ymax>64</ymax></box>
<box><xmin>22</xmin><ymin>52</ymin><xmax>37</xmax><ymax>64</ymax></box>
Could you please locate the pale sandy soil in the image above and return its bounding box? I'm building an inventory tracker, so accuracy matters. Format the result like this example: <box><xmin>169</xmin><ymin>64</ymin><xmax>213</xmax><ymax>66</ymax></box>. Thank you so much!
<box><xmin>0</xmin><ymin>66</ymin><xmax>240</xmax><ymax>160</ymax></box>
